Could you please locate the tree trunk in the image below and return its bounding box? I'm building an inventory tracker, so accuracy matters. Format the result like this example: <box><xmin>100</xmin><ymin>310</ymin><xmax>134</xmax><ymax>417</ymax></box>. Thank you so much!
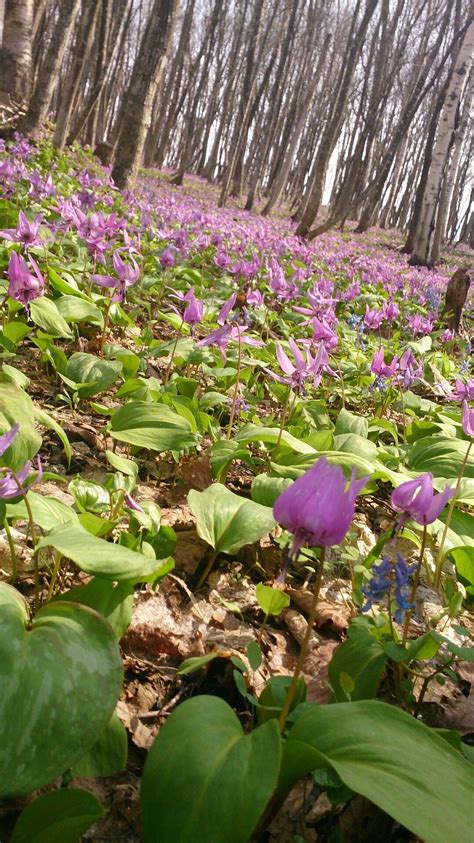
<box><xmin>295</xmin><ymin>0</ymin><xmax>379</xmax><ymax>236</ymax></box>
<box><xmin>0</xmin><ymin>0</ymin><xmax>34</xmax><ymax>105</ymax></box>
<box><xmin>410</xmin><ymin>16</ymin><xmax>474</xmax><ymax>266</ymax></box>
<box><xmin>18</xmin><ymin>0</ymin><xmax>81</xmax><ymax>134</ymax></box>
<box><xmin>53</xmin><ymin>0</ymin><xmax>99</xmax><ymax>149</ymax></box>
<box><xmin>111</xmin><ymin>0</ymin><xmax>178</xmax><ymax>189</ymax></box>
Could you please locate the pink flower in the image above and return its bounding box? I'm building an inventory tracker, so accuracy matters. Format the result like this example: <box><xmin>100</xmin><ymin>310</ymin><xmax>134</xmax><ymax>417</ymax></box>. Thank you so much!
<box><xmin>7</xmin><ymin>251</ymin><xmax>45</xmax><ymax>307</ymax></box>
<box><xmin>462</xmin><ymin>401</ymin><xmax>474</xmax><ymax>437</ymax></box>
<box><xmin>391</xmin><ymin>474</ymin><xmax>454</xmax><ymax>526</ymax></box>
<box><xmin>273</xmin><ymin>457</ymin><xmax>368</xmax><ymax>578</ymax></box>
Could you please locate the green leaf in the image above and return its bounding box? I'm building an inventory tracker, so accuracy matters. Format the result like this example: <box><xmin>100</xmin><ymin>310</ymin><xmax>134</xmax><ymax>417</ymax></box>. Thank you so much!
<box><xmin>449</xmin><ymin>546</ymin><xmax>474</xmax><ymax>587</ymax></box>
<box><xmin>251</xmin><ymin>474</ymin><xmax>292</xmax><ymax>507</ymax></box>
<box><xmin>72</xmin><ymin>712</ymin><xmax>127</xmax><ymax>778</ymax></box>
<box><xmin>0</xmin><ymin>583</ymin><xmax>123</xmax><ymax>798</ymax></box>
<box><xmin>10</xmin><ymin>788</ymin><xmax>105</xmax><ymax>843</ymax></box>
<box><xmin>34</xmin><ymin>407</ymin><xmax>72</xmax><ymax>467</ymax></box>
<box><xmin>328</xmin><ymin>629</ymin><xmax>387</xmax><ymax>701</ymax></box>
<box><xmin>110</xmin><ymin>401</ymin><xmax>196</xmax><ymax>452</ymax></box>
<box><xmin>64</xmin><ymin>353</ymin><xmax>122</xmax><ymax>398</ymax></box>
<box><xmin>0</xmin><ymin>383</ymin><xmax>42</xmax><ymax>471</ymax></box>
<box><xmin>141</xmin><ymin>696</ymin><xmax>281</xmax><ymax>843</ymax></box>
<box><xmin>279</xmin><ymin>700</ymin><xmax>472</xmax><ymax>843</ymax></box>
<box><xmin>56</xmin><ymin>295</ymin><xmax>104</xmax><ymax>327</ymax></box>
<box><xmin>29</xmin><ymin>297</ymin><xmax>74</xmax><ymax>338</ymax></box>
<box><xmin>188</xmin><ymin>484</ymin><xmax>276</xmax><ymax>555</ymax></box>
<box><xmin>335</xmin><ymin>408</ymin><xmax>369</xmax><ymax>438</ymax></box>
<box><xmin>247</xmin><ymin>640</ymin><xmax>263</xmax><ymax>671</ymax></box>
<box><xmin>6</xmin><ymin>491</ymin><xmax>79</xmax><ymax>531</ymax></box>
<box><xmin>177</xmin><ymin>652</ymin><xmax>224</xmax><ymax>675</ymax></box>
<box><xmin>407</xmin><ymin>436</ymin><xmax>474</xmax><ymax>479</ymax></box>
<box><xmin>105</xmin><ymin>449</ymin><xmax>138</xmax><ymax>478</ymax></box>
<box><xmin>235</xmin><ymin>423</ymin><xmax>316</xmax><ymax>453</ymax></box>
<box><xmin>60</xmin><ymin>577</ymin><xmax>133</xmax><ymax>639</ymax></box>
<box><xmin>69</xmin><ymin>477</ymin><xmax>110</xmax><ymax>512</ymax></box>
<box><xmin>37</xmin><ymin>524</ymin><xmax>167</xmax><ymax>581</ymax></box>
<box><xmin>256</xmin><ymin>583</ymin><xmax>290</xmax><ymax>616</ymax></box>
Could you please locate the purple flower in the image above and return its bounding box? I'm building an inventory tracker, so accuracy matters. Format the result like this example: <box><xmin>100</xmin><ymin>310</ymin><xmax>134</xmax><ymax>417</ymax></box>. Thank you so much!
<box><xmin>91</xmin><ymin>250</ymin><xmax>140</xmax><ymax>302</ymax></box>
<box><xmin>462</xmin><ymin>401</ymin><xmax>474</xmax><ymax>437</ymax></box>
<box><xmin>183</xmin><ymin>289</ymin><xmax>203</xmax><ymax>327</ymax></box>
<box><xmin>217</xmin><ymin>292</ymin><xmax>237</xmax><ymax>325</ymax></box>
<box><xmin>7</xmin><ymin>251</ymin><xmax>45</xmax><ymax>307</ymax></box>
<box><xmin>273</xmin><ymin>457</ymin><xmax>368</xmax><ymax>572</ymax></box>
<box><xmin>0</xmin><ymin>210</ymin><xmax>43</xmax><ymax>247</ymax></box>
<box><xmin>391</xmin><ymin>474</ymin><xmax>454</xmax><ymax>526</ymax></box>
<box><xmin>371</xmin><ymin>348</ymin><xmax>399</xmax><ymax>378</ymax></box>
<box><xmin>124</xmin><ymin>492</ymin><xmax>143</xmax><ymax>512</ymax></box>
<box><xmin>364</xmin><ymin>307</ymin><xmax>383</xmax><ymax>330</ymax></box>
<box><xmin>160</xmin><ymin>246</ymin><xmax>175</xmax><ymax>268</ymax></box>
<box><xmin>270</xmin><ymin>338</ymin><xmax>327</xmax><ymax>394</ymax></box>
<box><xmin>0</xmin><ymin>423</ymin><xmax>43</xmax><ymax>499</ymax></box>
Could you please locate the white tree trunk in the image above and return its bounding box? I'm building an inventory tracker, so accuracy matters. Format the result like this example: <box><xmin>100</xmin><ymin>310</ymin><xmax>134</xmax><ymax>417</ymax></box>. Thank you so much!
<box><xmin>411</xmin><ymin>17</ymin><xmax>474</xmax><ymax>266</ymax></box>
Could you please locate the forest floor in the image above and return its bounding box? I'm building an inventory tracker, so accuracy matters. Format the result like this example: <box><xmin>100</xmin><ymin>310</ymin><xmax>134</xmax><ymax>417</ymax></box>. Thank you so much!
<box><xmin>0</xmin><ymin>136</ymin><xmax>473</xmax><ymax>842</ymax></box>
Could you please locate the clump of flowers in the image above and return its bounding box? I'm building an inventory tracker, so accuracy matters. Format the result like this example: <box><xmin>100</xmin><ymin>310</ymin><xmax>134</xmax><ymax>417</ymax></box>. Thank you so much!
<box><xmin>362</xmin><ymin>554</ymin><xmax>417</xmax><ymax>623</ymax></box>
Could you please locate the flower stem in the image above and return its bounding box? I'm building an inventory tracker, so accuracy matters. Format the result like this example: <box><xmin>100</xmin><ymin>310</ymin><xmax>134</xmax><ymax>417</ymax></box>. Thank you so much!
<box><xmin>4</xmin><ymin>518</ymin><xmax>18</xmax><ymax>583</ymax></box>
<box><xmin>278</xmin><ymin>548</ymin><xmax>325</xmax><ymax>733</ymax></box>
<box><xmin>433</xmin><ymin>441</ymin><xmax>472</xmax><ymax>588</ymax></box>
<box><xmin>227</xmin><ymin>327</ymin><xmax>242</xmax><ymax>439</ymax></box>
<box><xmin>164</xmin><ymin>319</ymin><xmax>184</xmax><ymax>385</ymax></box>
<box><xmin>402</xmin><ymin>525</ymin><xmax>427</xmax><ymax>647</ymax></box>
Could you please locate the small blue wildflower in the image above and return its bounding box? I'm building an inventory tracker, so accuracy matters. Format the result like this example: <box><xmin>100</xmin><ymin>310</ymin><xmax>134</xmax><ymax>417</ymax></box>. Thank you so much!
<box><xmin>361</xmin><ymin>553</ymin><xmax>417</xmax><ymax>623</ymax></box>
<box><xmin>361</xmin><ymin>557</ymin><xmax>392</xmax><ymax>612</ymax></box>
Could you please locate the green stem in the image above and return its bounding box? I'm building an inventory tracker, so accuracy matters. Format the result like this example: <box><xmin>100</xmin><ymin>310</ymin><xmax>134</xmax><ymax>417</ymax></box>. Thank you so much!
<box><xmin>23</xmin><ymin>491</ymin><xmax>40</xmax><ymax>608</ymax></box>
<box><xmin>100</xmin><ymin>298</ymin><xmax>112</xmax><ymax>357</ymax></box>
<box><xmin>274</xmin><ymin>390</ymin><xmax>292</xmax><ymax>453</ymax></box>
<box><xmin>195</xmin><ymin>550</ymin><xmax>218</xmax><ymax>591</ymax></box>
<box><xmin>4</xmin><ymin>518</ymin><xmax>18</xmax><ymax>583</ymax></box>
<box><xmin>402</xmin><ymin>525</ymin><xmax>427</xmax><ymax>647</ymax></box>
<box><xmin>433</xmin><ymin>440</ymin><xmax>472</xmax><ymax>588</ymax></box>
<box><xmin>227</xmin><ymin>328</ymin><xmax>242</xmax><ymax>439</ymax></box>
<box><xmin>164</xmin><ymin>319</ymin><xmax>184</xmax><ymax>384</ymax></box>
<box><xmin>46</xmin><ymin>551</ymin><xmax>62</xmax><ymax>602</ymax></box>
<box><xmin>278</xmin><ymin>548</ymin><xmax>325</xmax><ymax>733</ymax></box>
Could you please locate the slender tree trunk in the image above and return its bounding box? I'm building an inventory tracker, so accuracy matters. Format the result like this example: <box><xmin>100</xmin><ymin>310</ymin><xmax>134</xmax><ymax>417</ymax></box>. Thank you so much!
<box><xmin>112</xmin><ymin>0</ymin><xmax>178</xmax><ymax>188</ymax></box>
<box><xmin>18</xmin><ymin>0</ymin><xmax>81</xmax><ymax>134</ymax></box>
<box><xmin>0</xmin><ymin>0</ymin><xmax>34</xmax><ymax>105</ymax></box>
<box><xmin>53</xmin><ymin>0</ymin><xmax>99</xmax><ymax>149</ymax></box>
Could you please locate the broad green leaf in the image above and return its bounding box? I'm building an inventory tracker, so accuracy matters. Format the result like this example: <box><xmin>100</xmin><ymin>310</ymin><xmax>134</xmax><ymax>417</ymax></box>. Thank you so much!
<box><xmin>256</xmin><ymin>583</ymin><xmax>290</xmax><ymax>616</ymax></box>
<box><xmin>141</xmin><ymin>696</ymin><xmax>281</xmax><ymax>843</ymax></box>
<box><xmin>0</xmin><ymin>383</ymin><xmax>42</xmax><ymax>470</ymax></box>
<box><xmin>188</xmin><ymin>483</ymin><xmax>276</xmax><ymax>555</ymax></box>
<box><xmin>449</xmin><ymin>546</ymin><xmax>474</xmax><ymax>588</ymax></box>
<box><xmin>64</xmin><ymin>353</ymin><xmax>122</xmax><ymax>398</ymax></box>
<box><xmin>29</xmin><ymin>297</ymin><xmax>74</xmax><ymax>338</ymax></box>
<box><xmin>235</xmin><ymin>423</ymin><xmax>316</xmax><ymax>454</ymax></box>
<box><xmin>72</xmin><ymin>712</ymin><xmax>127</xmax><ymax>778</ymax></box>
<box><xmin>279</xmin><ymin>700</ymin><xmax>472</xmax><ymax>843</ymax></box>
<box><xmin>68</xmin><ymin>477</ymin><xmax>110</xmax><ymax>512</ymax></box>
<box><xmin>407</xmin><ymin>436</ymin><xmax>474</xmax><ymax>479</ymax></box>
<box><xmin>10</xmin><ymin>789</ymin><xmax>105</xmax><ymax>843</ymax></box>
<box><xmin>333</xmin><ymin>433</ymin><xmax>378</xmax><ymax>460</ymax></box>
<box><xmin>105</xmin><ymin>449</ymin><xmax>138</xmax><ymax>478</ymax></box>
<box><xmin>56</xmin><ymin>295</ymin><xmax>104</xmax><ymax>326</ymax></box>
<box><xmin>110</xmin><ymin>401</ymin><xmax>196</xmax><ymax>451</ymax></box>
<box><xmin>6</xmin><ymin>491</ymin><xmax>79</xmax><ymax>531</ymax></box>
<box><xmin>328</xmin><ymin>629</ymin><xmax>387</xmax><ymax>701</ymax></box>
<box><xmin>0</xmin><ymin>583</ymin><xmax>122</xmax><ymax>798</ymax></box>
<box><xmin>37</xmin><ymin>524</ymin><xmax>167</xmax><ymax>581</ymax></box>
<box><xmin>210</xmin><ymin>439</ymin><xmax>253</xmax><ymax>482</ymax></box>
<box><xmin>251</xmin><ymin>474</ymin><xmax>292</xmax><ymax>507</ymax></box>
<box><xmin>335</xmin><ymin>408</ymin><xmax>369</xmax><ymax>438</ymax></box>
<box><xmin>60</xmin><ymin>577</ymin><xmax>134</xmax><ymax>638</ymax></box>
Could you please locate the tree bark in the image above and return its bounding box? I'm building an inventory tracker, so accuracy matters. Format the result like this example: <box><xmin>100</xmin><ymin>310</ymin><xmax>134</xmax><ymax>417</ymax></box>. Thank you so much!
<box><xmin>111</xmin><ymin>0</ymin><xmax>179</xmax><ymax>189</ymax></box>
<box><xmin>410</xmin><ymin>15</ymin><xmax>474</xmax><ymax>266</ymax></box>
<box><xmin>18</xmin><ymin>0</ymin><xmax>81</xmax><ymax>134</ymax></box>
<box><xmin>0</xmin><ymin>0</ymin><xmax>34</xmax><ymax>105</ymax></box>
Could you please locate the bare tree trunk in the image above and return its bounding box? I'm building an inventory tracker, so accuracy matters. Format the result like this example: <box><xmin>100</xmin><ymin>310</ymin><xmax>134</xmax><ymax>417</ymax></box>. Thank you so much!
<box><xmin>0</xmin><ymin>0</ymin><xmax>34</xmax><ymax>105</ymax></box>
<box><xmin>410</xmin><ymin>15</ymin><xmax>474</xmax><ymax>266</ymax></box>
<box><xmin>18</xmin><ymin>0</ymin><xmax>81</xmax><ymax>134</ymax></box>
<box><xmin>111</xmin><ymin>0</ymin><xmax>178</xmax><ymax>189</ymax></box>
<box><xmin>53</xmin><ymin>0</ymin><xmax>99</xmax><ymax>149</ymax></box>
